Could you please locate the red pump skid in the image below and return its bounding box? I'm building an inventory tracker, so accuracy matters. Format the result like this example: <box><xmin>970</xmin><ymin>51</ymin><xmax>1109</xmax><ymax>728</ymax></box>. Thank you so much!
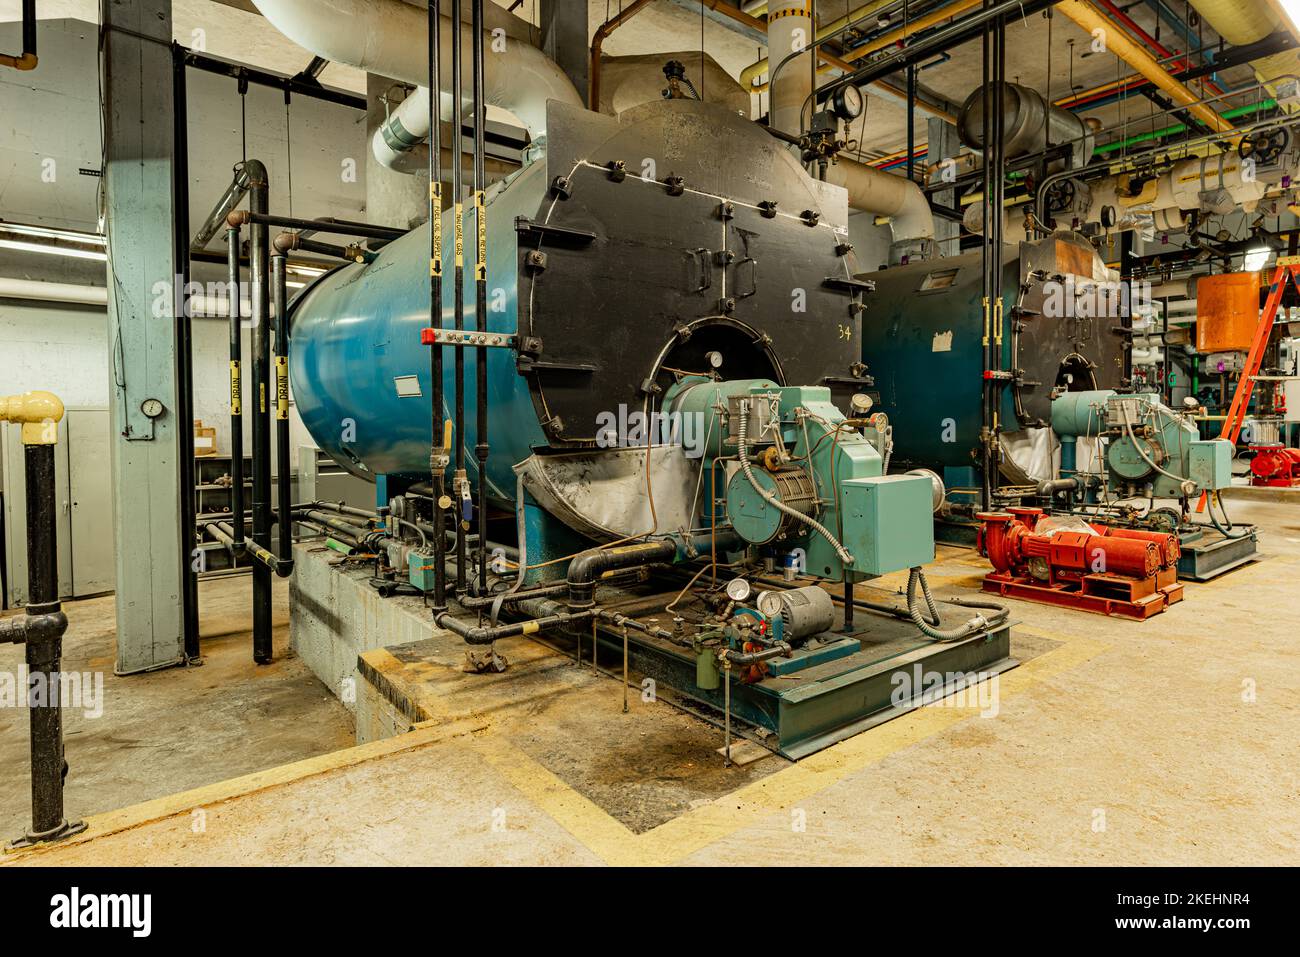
<box><xmin>975</xmin><ymin>507</ymin><xmax>1183</xmax><ymax>620</ymax></box>
<box><xmin>1249</xmin><ymin>444</ymin><xmax>1300</xmax><ymax>488</ymax></box>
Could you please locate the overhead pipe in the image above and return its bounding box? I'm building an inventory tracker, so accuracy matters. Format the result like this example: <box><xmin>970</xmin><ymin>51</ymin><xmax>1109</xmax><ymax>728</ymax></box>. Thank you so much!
<box><xmin>1055</xmin><ymin>0</ymin><xmax>1236</xmax><ymax>137</ymax></box>
<box><xmin>589</xmin><ymin>0</ymin><xmax>657</xmax><ymax>110</ymax></box>
<box><xmin>823</xmin><ymin>161</ymin><xmax>936</xmax><ymax>263</ymax></box>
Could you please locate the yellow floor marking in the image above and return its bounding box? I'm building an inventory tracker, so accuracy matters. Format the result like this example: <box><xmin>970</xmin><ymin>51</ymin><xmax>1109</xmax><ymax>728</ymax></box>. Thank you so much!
<box><xmin>465</xmin><ymin>634</ymin><xmax>1111</xmax><ymax>866</ymax></box>
<box><xmin>7</xmin><ymin>626</ymin><xmax>1108</xmax><ymax>867</ymax></box>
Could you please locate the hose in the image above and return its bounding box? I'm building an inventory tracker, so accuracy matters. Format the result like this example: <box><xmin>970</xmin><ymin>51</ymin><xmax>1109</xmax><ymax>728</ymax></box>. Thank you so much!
<box><xmin>1206</xmin><ymin>490</ymin><xmax>1252</xmax><ymax>540</ymax></box>
<box><xmin>906</xmin><ymin>567</ymin><xmax>1009</xmax><ymax>642</ymax></box>
<box><xmin>737</xmin><ymin>404</ymin><xmax>853</xmax><ymax>566</ymax></box>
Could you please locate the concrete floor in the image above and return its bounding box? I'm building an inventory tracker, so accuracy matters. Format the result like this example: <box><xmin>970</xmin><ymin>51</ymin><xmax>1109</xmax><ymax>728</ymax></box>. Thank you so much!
<box><xmin>0</xmin><ymin>575</ymin><xmax>355</xmax><ymax>843</ymax></box>
<box><xmin>3</xmin><ymin>499</ymin><xmax>1298</xmax><ymax>866</ymax></box>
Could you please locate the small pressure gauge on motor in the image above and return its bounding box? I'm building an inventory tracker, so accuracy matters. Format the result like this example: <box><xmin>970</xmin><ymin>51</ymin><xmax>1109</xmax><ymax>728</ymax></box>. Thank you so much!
<box><xmin>755</xmin><ymin>590</ymin><xmax>784</xmax><ymax>619</ymax></box>
<box><xmin>850</xmin><ymin>393</ymin><xmax>873</xmax><ymax>416</ymax></box>
<box><xmin>832</xmin><ymin>84</ymin><xmax>865</xmax><ymax>122</ymax></box>
<box><xmin>140</xmin><ymin>398</ymin><xmax>164</xmax><ymax>419</ymax></box>
<box><xmin>725</xmin><ymin>577</ymin><xmax>752</xmax><ymax>604</ymax></box>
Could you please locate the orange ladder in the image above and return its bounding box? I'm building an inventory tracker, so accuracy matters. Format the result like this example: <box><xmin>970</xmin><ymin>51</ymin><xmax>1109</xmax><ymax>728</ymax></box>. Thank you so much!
<box><xmin>1196</xmin><ymin>256</ymin><xmax>1299</xmax><ymax>512</ymax></box>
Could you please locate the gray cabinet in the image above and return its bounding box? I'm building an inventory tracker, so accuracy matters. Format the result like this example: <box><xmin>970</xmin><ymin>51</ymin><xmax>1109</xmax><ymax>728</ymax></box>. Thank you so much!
<box><xmin>2</xmin><ymin>407</ymin><xmax>115</xmax><ymax>606</ymax></box>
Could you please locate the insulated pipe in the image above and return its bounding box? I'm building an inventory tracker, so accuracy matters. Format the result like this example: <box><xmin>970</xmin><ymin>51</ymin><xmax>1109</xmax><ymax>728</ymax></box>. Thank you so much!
<box><xmin>0</xmin><ymin>278</ymin><xmax>106</xmax><ymax>305</ymax></box>
<box><xmin>1055</xmin><ymin>0</ymin><xmax>1236</xmax><ymax>136</ymax></box>
<box><xmin>823</xmin><ymin>160</ymin><xmax>935</xmax><ymax>263</ymax></box>
<box><xmin>251</xmin><ymin>0</ymin><xmax>580</xmax><ymax>135</ymax></box>
<box><xmin>768</xmin><ymin>3</ymin><xmax>814</xmax><ymax>135</ymax></box>
<box><xmin>227</xmin><ymin>226</ymin><xmax>246</xmax><ymax>552</ymax></box>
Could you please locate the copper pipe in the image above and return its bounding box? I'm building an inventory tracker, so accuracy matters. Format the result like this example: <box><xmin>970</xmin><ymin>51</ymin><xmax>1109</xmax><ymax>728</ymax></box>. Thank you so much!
<box><xmin>590</xmin><ymin>0</ymin><xmax>658</xmax><ymax>109</ymax></box>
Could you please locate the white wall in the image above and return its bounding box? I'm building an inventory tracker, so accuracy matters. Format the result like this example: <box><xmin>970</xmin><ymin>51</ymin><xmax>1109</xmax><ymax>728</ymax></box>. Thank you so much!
<box><xmin>0</xmin><ymin>299</ymin><xmax>310</xmax><ymax>473</ymax></box>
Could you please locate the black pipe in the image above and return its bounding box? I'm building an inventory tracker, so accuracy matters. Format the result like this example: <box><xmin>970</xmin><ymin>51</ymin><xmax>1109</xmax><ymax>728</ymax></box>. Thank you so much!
<box><xmin>173</xmin><ymin>45</ymin><xmax>201</xmax><ymax>660</ymax></box>
<box><xmin>182</xmin><ymin>48</ymin><xmax>366</xmax><ymax>112</ymax></box>
<box><xmin>566</xmin><ymin>532</ymin><xmax>737</xmax><ymax>607</ymax></box>
<box><xmin>0</xmin><ymin>0</ymin><xmax>37</xmax><ymax>70</ymax></box>
<box><xmin>428</xmin><ymin>0</ymin><xmax>449</xmax><ymax>611</ymax></box>
<box><xmin>241</xmin><ymin>211</ymin><xmax>404</xmax><ymax>242</ymax></box>
<box><xmin>245</xmin><ymin>159</ymin><xmax>274</xmax><ymax>664</ymax></box>
<box><xmin>271</xmin><ymin>253</ymin><xmax>295</xmax><ymax>571</ymax></box>
<box><xmin>472</xmin><ymin>0</ymin><xmax>490</xmax><ymax>600</ymax></box>
<box><xmin>3</xmin><ymin>442</ymin><xmax>84</xmax><ymax>846</ymax></box>
<box><xmin>273</xmin><ymin>233</ymin><xmax>368</xmax><ymax>263</ymax></box>
<box><xmin>227</xmin><ymin>225</ymin><xmax>246</xmax><ymax>552</ymax></box>
<box><xmin>435</xmin><ymin>608</ymin><xmax>595</xmax><ymax>644</ymax></box>
<box><xmin>452</xmin><ymin>0</ymin><xmax>468</xmax><ymax>593</ymax></box>
<box><xmin>817</xmin><ymin>0</ymin><xmax>1059</xmax><ymax>103</ymax></box>
<box><xmin>193</xmin><ymin>163</ymin><xmax>255</xmax><ymax>255</ymax></box>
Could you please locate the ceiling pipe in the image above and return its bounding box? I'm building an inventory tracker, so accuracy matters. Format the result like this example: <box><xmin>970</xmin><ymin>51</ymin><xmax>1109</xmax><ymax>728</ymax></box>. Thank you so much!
<box><xmin>1055</xmin><ymin>0</ymin><xmax>1236</xmax><ymax>137</ymax></box>
<box><xmin>738</xmin><ymin>0</ymin><xmax>895</xmax><ymax>88</ymax></box>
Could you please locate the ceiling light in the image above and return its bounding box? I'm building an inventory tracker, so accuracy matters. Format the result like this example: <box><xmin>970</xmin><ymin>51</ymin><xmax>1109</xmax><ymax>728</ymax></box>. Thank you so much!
<box><xmin>1243</xmin><ymin>246</ymin><xmax>1272</xmax><ymax>272</ymax></box>
<box><xmin>0</xmin><ymin>238</ymin><xmax>107</xmax><ymax>262</ymax></box>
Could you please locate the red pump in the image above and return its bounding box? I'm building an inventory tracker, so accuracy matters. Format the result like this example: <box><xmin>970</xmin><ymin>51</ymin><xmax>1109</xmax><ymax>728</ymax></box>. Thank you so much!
<box><xmin>1249</xmin><ymin>444</ymin><xmax>1300</xmax><ymax>488</ymax></box>
<box><xmin>976</xmin><ymin>508</ymin><xmax>1183</xmax><ymax>619</ymax></box>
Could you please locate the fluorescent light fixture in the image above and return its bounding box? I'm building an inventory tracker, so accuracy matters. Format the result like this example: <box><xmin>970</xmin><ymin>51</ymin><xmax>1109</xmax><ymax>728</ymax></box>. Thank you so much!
<box><xmin>1243</xmin><ymin>246</ymin><xmax>1273</xmax><ymax>272</ymax></box>
<box><xmin>0</xmin><ymin>238</ymin><xmax>107</xmax><ymax>261</ymax></box>
<box><xmin>0</xmin><ymin>221</ymin><xmax>106</xmax><ymax>245</ymax></box>
<box><xmin>286</xmin><ymin>263</ymin><xmax>327</xmax><ymax>277</ymax></box>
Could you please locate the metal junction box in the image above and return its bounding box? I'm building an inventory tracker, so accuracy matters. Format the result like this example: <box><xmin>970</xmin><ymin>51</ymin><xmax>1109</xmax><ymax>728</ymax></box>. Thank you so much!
<box><xmin>1189</xmin><ymin>439</ymin><xmax>1233</xmax><ymax>491</ymax></box>
<box><xmin>840</xmin><ymin>474</ymin><xmax>936</xmax><ymax>575</ymax></box>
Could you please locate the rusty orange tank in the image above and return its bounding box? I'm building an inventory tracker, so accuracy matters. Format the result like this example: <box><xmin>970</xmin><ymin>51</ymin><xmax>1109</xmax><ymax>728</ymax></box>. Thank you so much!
<box><xmin>1196</xmin><ymin>271</ymin><xmax>1263</xmax><ymax>353</ymax></box>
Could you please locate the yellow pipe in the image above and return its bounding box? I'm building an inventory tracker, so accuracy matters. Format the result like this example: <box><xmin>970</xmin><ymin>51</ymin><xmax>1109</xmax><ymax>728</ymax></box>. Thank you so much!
<box><xmin>0</xmin><ymin>391</ymin><xmax>64</xmax><ymax>445</ymax></box>
<box><xmin>840</xmin><ymin>0</ymin><xmax>982</xmax><ymax>63</ymax></box>
<box><xmin>1056</xmin><ymin>0</ymin><xmax>1235</xmax><ymax>137</ymax></box>
<box><xmin>739</xmin><ymin>0</ymin><xmax>895</xmax><ymax>88</ymax></box>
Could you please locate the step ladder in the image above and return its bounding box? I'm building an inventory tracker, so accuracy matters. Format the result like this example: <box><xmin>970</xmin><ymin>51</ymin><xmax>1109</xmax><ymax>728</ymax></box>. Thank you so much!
<box><xmin>1196</xmin><ymin>255</ymin><xmax>1299</xmax><ymax>512</ymax></box>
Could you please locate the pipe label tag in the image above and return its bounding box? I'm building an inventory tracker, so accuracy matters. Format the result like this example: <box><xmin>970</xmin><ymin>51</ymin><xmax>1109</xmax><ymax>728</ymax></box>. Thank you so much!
<box><xmin>475</xmin><ymin>190</ymin><xmax>487</xmax><ymax>282</ymax></box>
<box><xmin>454</xmin><ymin>203</ymin><xmax>464</xmax><ymax>269</ymax></box>
<box><xmin>275</xmin><ymin>356</ymin><xmax>289</xmax><ymax>419</ymax></box>
<box><xmin>432</xmin><ymin>182</ymin><xmax>443</xmax><ymax>277</ymax></box>
<box><xmin>230</xmin><ymin>360</ymin><xmax>242</xmax><ymax>415</ymax></box>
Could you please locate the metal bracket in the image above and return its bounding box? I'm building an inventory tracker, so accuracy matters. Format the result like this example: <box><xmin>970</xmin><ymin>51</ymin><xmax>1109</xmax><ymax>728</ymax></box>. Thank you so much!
<box><xmin>514</xmin><ymin>217</ymin><xmax>596</xmax><ymax>247</ymax></box>
<box><xmin>420</xmin><ymin>328</ymin><xmax>518</xmax><ymax>349</ymax></box>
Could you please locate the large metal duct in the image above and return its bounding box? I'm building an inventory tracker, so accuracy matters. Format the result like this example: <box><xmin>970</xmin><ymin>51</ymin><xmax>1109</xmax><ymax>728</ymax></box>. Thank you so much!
<box><xmin>958</xmin><ymin>82</ymin><xmax>1094</xmax><ymax>171</ymax></box>
<box><xmin>825</xmin><ymin>161</ymin><xmax>935</xmax><ymax>263</ymax></box>
<box><xmin>249</xmin><ymin>1</ymin><xmax>582</xmax><ymax>167</ymax></box>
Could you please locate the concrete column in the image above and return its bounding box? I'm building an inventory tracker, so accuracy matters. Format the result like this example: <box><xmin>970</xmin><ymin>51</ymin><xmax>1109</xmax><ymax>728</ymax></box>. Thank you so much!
<box><xmin>102</xmin><ymin>0</ymin><xmax>186</xmax><ymax>674</ymax></box>
<box><xmin>540</xmin><ymin>0</ymin><xmax>589</xmax><ymax>108</ymax></box>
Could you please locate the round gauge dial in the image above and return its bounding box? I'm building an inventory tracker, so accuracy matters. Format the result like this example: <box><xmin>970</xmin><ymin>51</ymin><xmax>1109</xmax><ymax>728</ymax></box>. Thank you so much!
<box><xmin>833</xmin><ymin>84</ymin><xmax>865</xmax><ymax>121</ymax></box>
<box><xmin>756</xmin><ymin>590</ymin><xmax>784</xmax><ymax>618</ymax></box>
<box><xmin>725</xmin><ymin>577</ymin><xmax>752</xmax><ymax>603</ymax></box>
<box><xmin>140</xmin><ymin>398</ymin><xmax>164</xmax><ymax>419</ymax></box>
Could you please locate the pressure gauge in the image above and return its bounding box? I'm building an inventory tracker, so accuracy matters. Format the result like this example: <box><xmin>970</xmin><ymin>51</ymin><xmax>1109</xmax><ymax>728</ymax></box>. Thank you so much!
<box><xmin>832</xmin><ymin>84</ymin><xmax>865</xmax><ymax>122</ymax></box>
<box><xmin>140</xmin><ymin>398</ymin><xmax>164</xmax><ymax>419</ymax></box>
<box><xmin>850</xmin><ymin>393</ymin><xmax>873</xmax><ymax>416</ymax></box>
<box><xmin>755</xmin><ymin>590</ymin><xmax>784</xmax><ymax>618</ymax></box>
<box><xmin>706</xmin><ymin>350</ymin><xmax>724</xmax><ymax>370</ymax></box>
<box><xmin>725</xmin><ymin>577</ymin><xmax>752</xmax><ymax>603</ymax></box>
